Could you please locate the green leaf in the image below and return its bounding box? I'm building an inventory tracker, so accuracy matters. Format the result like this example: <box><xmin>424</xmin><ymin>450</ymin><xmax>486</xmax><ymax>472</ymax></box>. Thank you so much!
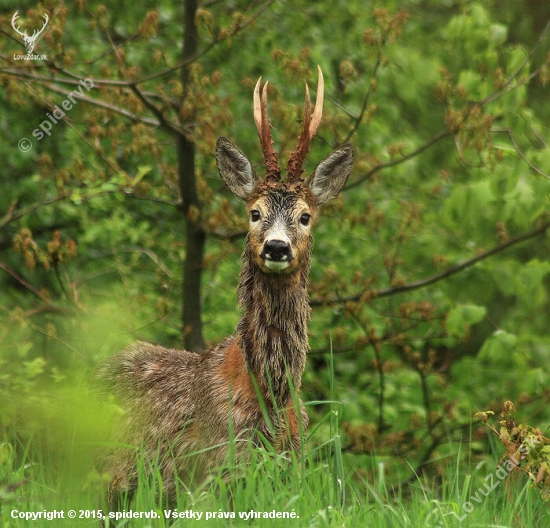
<box><xmin>517</xmin><ymin>259</ymin><xmax>550</xmax><ymax>291</ymax></box>
<box><xmin>70</xmin><ymin>190</ymin><xmax>82</xmax><ymax>205</ymax></box>
<box><xmin>488</xmin><ymin>24</ymin><xmax>508</xmax><ymax>46</ymax></box>
<box><xmin>23</xmin><ymin>357</ymin><xmax>46</xmax><ymax>379</ymax></box>
<box><xmin>479</xmin><ymin>330</ymin><xmax>518</xmax><ymax>362</ymax></box>
<box><xmin>131</xmin><ymin>165</ymin><xmax>152</xmax><ymax>186</ymax></box>
<box><xmin>446</xmin><ymin>304</ymin><xmax>487</xmax><ymax>338</ymax></box>
<box><xmin>515</xmin><ymin>259</ymin><xmax>550</xmax><ymax>308</ymax></box>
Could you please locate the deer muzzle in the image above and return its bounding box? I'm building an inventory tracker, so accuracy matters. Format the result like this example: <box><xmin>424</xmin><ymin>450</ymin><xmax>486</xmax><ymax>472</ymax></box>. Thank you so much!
<box><xmin>260</xmin><ymin>239</ymin><xmax>293</xmax><ymax>271</ymax></box>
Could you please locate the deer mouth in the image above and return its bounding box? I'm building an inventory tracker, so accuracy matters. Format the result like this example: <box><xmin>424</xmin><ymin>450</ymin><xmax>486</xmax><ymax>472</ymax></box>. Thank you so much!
<box><xmin>264</xmin><ymin>259</ymin><xmax>290</xmax><ymax>271</ymax></box>
<box><xmin>260</xmin><ymin>239</ymin><xmax>294</xmax><ymax>272</ymax></box>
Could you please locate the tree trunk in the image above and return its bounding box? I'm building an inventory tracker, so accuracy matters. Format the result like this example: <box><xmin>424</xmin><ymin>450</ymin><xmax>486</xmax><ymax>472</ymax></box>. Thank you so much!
<box><xmin>179</xmin><ymin>0</ymin><xmax>205</xmax><ymax>351</ymax></box>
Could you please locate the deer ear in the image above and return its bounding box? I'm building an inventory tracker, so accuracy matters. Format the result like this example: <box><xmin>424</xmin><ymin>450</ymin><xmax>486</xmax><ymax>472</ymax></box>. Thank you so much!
<box><xmin>307</xmin><ymin>143</ymin><xmax>354</xmax><ymax>205</ymax></box>
<box><xmin>216</xmin><ymin>137</ymin><xmax>258</xmax><ymax>200</ymax></box>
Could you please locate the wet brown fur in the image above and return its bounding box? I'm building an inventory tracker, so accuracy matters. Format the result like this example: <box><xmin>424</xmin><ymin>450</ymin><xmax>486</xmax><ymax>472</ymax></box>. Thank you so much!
<box><xmin>98</xmin><ymin>75</ymin><xmax>354</xmax><ymax>510</ymax></box>
<box><xmin>98</xmin><ymin>183</ymin><xmax>315</xmax><ymax>509</ymax></box>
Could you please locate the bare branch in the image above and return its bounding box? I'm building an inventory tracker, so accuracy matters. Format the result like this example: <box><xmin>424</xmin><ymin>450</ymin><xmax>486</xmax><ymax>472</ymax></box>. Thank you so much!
<box><xmin>311</xmin><ymin>219</ymin><xmax>550</xmax><ymax>307</ymax></box>
<box><xmin>0</xmin><ymin>261</ymin><xmax>52</xmax><ymax>305</ymax></box>
<box><xmin>480</xmin><ymin>21</ymin><xmax>550</xmax><ymax>106</ymax></box>
<box><xmin>495</xmin><ymin>127</ymin><xmax>550</xmax><ymax>179</ymax></box>
<box><xmin>37</xmin><ymin>81</ymin><xmax>166</xmax><ymax>128</ymax></box>
<box><xmin>0</xmin><ymin>68</ymin><xmax>129</xmax><ymax>87</ymax></box>
<box><xmin>2</xmin><ymin>0</ymin><xmax>277</xmax><ymax>89</ymax></box>
<box><xmin>0</xmin><ymin>193</ymin><xmax>71</xmax><ymax>230</ymax></box>
<box><xmin>129</xmin><ymin>83</ymin><xmax>186</xmax><ymax>138</ymax></box>
<box><xmin>343</xmin><ymin>50</ymin><xmax>383</xmax><ymax>144</ymax></box>
<box><xmin>61</xmin><ymin>118</ymin><xmax>136</xmax><ymax>180</ymax></box>
<box><xmin>344</xmin><ymin>130</ymin><xmax>452</xmax><ymax>192</ymax></box>
<box><xmin>119</xmin><ymin>247</ymin><xmax>175</xmax><ymax>278</ymax></box>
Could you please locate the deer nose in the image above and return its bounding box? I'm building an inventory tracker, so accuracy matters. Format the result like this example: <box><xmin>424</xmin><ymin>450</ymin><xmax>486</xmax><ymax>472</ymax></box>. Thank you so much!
<box><xmin>261</xmin><ymin>240</ymin><xmax>293</xmax><ymax>262</ymax></box>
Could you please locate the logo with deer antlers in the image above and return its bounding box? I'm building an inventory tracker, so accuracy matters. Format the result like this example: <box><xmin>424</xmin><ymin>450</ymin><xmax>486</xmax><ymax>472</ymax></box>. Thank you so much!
<box><xmin>11</xmin><ymin>11</ymin><xmax>49</xmax><ymax>54</ymax></box>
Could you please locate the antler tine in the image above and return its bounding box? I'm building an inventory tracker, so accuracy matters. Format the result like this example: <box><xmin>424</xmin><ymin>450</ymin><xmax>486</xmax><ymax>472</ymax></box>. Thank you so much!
<box><xmin>303</xmin><ymin>84</ymin><xmax>312</xmax><ymax>135</ymax></box>
<box><xmin>286</xmin><ymin>66</ymin><xmax>325</xmax><ymax>183</ymax></box>
<box><xmin>253</xmin><ymin>77</ymin><xmax>263</xmax><ymax>134</ymax></box>
<box><xmin>309</xmin><ymin>66</ymin><xmax>324</xmax><ymax>137</ymax></box>
<box><xmin>253</xmin><ymin>77</ymin><xmax>281</xmax><ymax>182</ymax></box>
<box><xmin>11</xmin><ymin>12</ymin><xmax>26</xmax><ymax>37</ymax></box>
<box><xmin>37</xmin><ymin>13</ymin><xmax>49</xmax><ymax>35</ymax></box>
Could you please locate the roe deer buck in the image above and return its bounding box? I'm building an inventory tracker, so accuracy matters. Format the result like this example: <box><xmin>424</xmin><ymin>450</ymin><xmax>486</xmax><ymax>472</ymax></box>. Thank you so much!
<box><xmin>98</xmin><ymin>67</ymin><xmax>354</xmax><ymax>509</ymax></box>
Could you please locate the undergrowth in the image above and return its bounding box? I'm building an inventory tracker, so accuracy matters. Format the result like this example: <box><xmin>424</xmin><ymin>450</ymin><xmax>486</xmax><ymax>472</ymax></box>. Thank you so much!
<box><xmin>2</xmin><ymin>399</ymin><xmax>550</xmax><ymax>528</ymax></box>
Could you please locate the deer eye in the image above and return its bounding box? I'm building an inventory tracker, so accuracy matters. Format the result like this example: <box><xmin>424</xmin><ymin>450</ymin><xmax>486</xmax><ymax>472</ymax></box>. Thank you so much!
<box><xmin>300</xmin><ymin>213</ymin><xmax>311</xmax><ymax>226</ymax></box>
<box><xmin>250</xmin><ymin>210</ymin><xmax>261</xmax><ymax>222</ymax></box>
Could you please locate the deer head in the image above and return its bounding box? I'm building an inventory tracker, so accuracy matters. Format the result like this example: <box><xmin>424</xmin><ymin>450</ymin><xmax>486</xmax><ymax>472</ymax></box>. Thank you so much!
<box><xmin>216</xmin><ymin>67</ymin><xmax>354</xmax><ymax>275</ymax></box>
<box><xmin>11</xmin><ymin>11</ymin><xmax>49</xmax><ymax>54</ymax></box>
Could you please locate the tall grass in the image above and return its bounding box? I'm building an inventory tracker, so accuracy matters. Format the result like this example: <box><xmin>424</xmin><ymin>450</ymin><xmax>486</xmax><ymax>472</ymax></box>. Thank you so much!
<box><xmin>4</xmin><ymin>423</ymin><xmax>550</xmax><ymax>527</ymax></box>
<box><xmin>2</xmin><ymin>374</ymin><xmax>550</xmax><ymax>527</ymax></box>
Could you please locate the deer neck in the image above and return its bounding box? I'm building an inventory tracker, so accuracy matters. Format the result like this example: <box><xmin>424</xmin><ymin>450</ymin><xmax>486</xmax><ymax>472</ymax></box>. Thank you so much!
<box><xmin>236</xmin><ymin>240</ymin><xmax>311</xmax><ymax>405</ymax></box>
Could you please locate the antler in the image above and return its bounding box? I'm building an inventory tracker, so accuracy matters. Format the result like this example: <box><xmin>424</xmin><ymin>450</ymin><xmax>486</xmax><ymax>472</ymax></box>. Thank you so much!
<box><xmin>34</xmin><ymin>13</ymin><xmax>49</xmax><ymax>38</ymax></box>
<box><xmin>11</xmin><ymin>11</ymin><xmax>49</xmax><ymax>53</ymax></box>
<box><xmin>253</xmin><ymin>67</ymin><xmax>324</xmax><ymax>184</ymax></box>
<box><xmin>11</xmin><ymin>11</ymin><xmax>48</xmax><ymax>37</ymax></box>
<box><xmin>11</xmin><ymin>12</ymin><xmax>26</xmax><ymax>38</ymax></box>
<box><xmin>254</xmin><ymin>78</ymin><xmax>281</xmax><ymax>182</ymax></box>
<box><xmin>286</xmin><ymin>66</ymin><xmax>324</xmax><ymax>183</ymax></box>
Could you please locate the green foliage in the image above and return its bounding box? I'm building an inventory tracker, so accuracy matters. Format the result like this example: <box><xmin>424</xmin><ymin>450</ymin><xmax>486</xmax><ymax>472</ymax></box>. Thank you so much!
<box><xmin>445</xmin><ymin>304</ymin><xmax>487</xmax><ymax>339</ymax></box>
<box><xmin>1</xmin><ymin>0</ymin><xmax>550</xmax><ymax>521</ymax></box>
<box><xmin>3</xmin><ymin>419</ymin><xmax>550</xmax><ymax>527</ymax></box>
<box><xmin>478</xmin><ymin>401</ymin><xmax>550</xmax><ymax>502</ymax></box>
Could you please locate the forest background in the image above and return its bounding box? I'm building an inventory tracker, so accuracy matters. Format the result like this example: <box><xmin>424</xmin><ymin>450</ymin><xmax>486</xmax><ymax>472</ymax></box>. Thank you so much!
<box><xmin>1</xmin><ymin>0</ymin><xmax>550</xmax><ymax>525</ymax></box>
